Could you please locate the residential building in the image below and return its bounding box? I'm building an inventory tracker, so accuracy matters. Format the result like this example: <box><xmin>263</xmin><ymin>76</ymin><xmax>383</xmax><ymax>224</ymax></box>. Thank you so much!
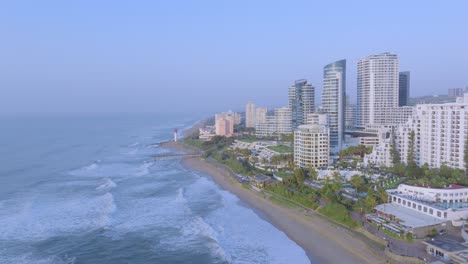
<box><xmin>255</xmin><ymin>107</ymin><xmax>268</xmax><ymax>126</ymax></box>
<box><xmin>289</xmin><ymin>79</ymin><xmax>315</xmax><ymax>129</ymax></box>
<box><xmin>275</xmin><ymin>107</ymin><xmax>292</xmax><ymax>135</ymax></box>
<box><xmin>357</xmin><ymin>53</ymin><xmax>399</xmax><ymax>128</ymax></box>
<box><xmin>449</xmin><ymin>88</ymin><xmax>465</xmax><ymax>97</ymax></box>
<box><xmin>365</xmin><ymin>92</ymin><xmax>468</xmax><ymax>169</ymax></box>
<box><xmin>233</xmin><ymin>112</ymin><xmax>242</xmax><ymax>125</ymax></box>
<box><xmin>322</xmin><ymin>59</ymin><xmax>346</xmax><ymax>149</ymax></box>
<box><xmin>306</xmin><ymin>113</ymin><xmax>328</xmax><ymax>126</ymax></box>
<box><xmin>399</xmin><ymin>71</ymin><xmax>410</xmax><ymax>106</ymax></box>
<box><xmin>246</xmin><ymin>101</ymin><xmax>256</xmax><ymax>128</ymax></box>
<box><xmin>255</xmin><ymin>107</ymin><xmax>292</xmax><ymax>137</ymax></box>
<box><xmin>215</xmin><ymin>112</ymin><xmax>234</xmax><ymax>137</ymax></box>
<box><xmin>294</xmin><ymin>124</ymin><xmax>330</xmax><ymax>168</ymax></box>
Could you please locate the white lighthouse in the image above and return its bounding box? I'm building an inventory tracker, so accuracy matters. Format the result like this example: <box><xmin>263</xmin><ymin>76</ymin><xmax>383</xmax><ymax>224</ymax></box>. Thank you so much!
<box><xmin>174</xmin><ymin>128</ymin><xmax>178</xmax><ymax>142</ymax></box>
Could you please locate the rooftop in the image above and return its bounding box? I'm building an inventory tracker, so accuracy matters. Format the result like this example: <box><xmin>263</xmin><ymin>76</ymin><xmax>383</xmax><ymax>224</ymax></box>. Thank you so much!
<box><xmin>253</xmin><ymin>174</ymin><xmax>271</xmax><ymax>182</ymax></box>
<box><xmin>375</xmin><ymin>203</ymin><xmax>447</xmax><ymax>228</ymax></box>
<box><xmin>424</xmin><ymin>238</ymin><xmax>468</xmax><ymax>253</ymax></box>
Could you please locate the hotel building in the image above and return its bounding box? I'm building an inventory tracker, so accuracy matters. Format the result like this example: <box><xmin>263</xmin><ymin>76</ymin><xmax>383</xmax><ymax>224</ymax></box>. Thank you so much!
<box><xmin>256</xmin><ymin>107</ymin><xmax>292</xmax><ymax>137</ymax></box>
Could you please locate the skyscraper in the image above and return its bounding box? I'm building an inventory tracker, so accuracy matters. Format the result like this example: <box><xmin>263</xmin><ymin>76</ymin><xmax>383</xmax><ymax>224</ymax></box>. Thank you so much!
<box><xmin>255</xmin><ymin>107</ymin><xmax>268</xmax><ymax>126</ymax></box>
<box><xmin>288</xmin><ymin>79</ymin><xmax>315</xmax><ymax>129</ymax></box>
<box><xmin>245</xmin><ymin>101</ymin><xmax>256</xmax><ymax>128</ymax></box>
<box><xmin>322</xmin><ymin>59</ymin><xmax>346</xmax><ymax>149</ymax></box>
<box><xmin>357</xmin><ymin>53</ymin><xmax>399</xmax><ymax>128</ymax></box>
<box><xmin>399</xmin><ymin>71</ymin><xmax>410</xmax><ymax>106</ymax></box>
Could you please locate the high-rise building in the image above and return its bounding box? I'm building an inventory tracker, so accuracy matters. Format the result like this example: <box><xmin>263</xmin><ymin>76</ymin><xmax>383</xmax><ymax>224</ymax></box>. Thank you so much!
<box><xmin>357</xmin><ymin>53</ymin><xmax>399</xmax><ymax>128</ymax></box>
<box><xmin>322</xmin><ymin>59</ymin><xmax>346</xmax><ymax>149</ymax></box>
<box><xmin>448</xmin><ymin>88</ymin><xmax>464</xmax><ymax>97</ymax></box>
<box><xmin>215</xmin><ymin>112</ymin><xmax>234</xmax><ymax>137</ymax></box>
<box><xmin>288</xmin><ymin>79</ymin><xmax>315</xmax><ymax>129</ymax></box>
<box><xmin>399</xmin><ymin>71</ymin><xmax>410</xmax><ymax>106</ymax></box>
<box><xmin>275</xmin><ymin>107</ymin><xmax>292</xmax><ymax>135</ymax></box>
<box><xmin>255</xmin><ymin>107</ymin><xmax>267</xmax><ymax>126</ymax></box>
<box><xmin>294</xmin><ymin>124</ymin><xmax>330</xmax><ymax>168</ymax></box>
<box><xmin>245</xmin><ymin>101</ymin><xmax>256</xmax><ymax>128</ymax></box>
<box><xmin>255</xmin><ymin>107</ymin><xmax>292</xmax><ymax>138</ymax></box>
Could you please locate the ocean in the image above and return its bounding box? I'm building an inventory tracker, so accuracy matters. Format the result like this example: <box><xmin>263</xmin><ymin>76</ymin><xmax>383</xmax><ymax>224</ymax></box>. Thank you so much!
<box><xmin>0</xmin><ymin>114</ymin><xmax>310</xmax><ymax>264</ymax></box>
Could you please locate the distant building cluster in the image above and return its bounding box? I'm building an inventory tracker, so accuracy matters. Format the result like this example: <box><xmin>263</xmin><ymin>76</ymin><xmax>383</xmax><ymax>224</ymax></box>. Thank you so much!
<box><xmin>214</xmin><ymin>111</ymin><xmax>240</xmax><ymax>137</ymax></box>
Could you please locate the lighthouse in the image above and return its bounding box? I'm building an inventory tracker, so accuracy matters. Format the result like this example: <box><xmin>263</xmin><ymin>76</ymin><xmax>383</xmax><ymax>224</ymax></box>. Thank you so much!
<box><xmin>174</xmin><ymin>128</ymin><xmax>178</xmax><ymax>142</ymax></box>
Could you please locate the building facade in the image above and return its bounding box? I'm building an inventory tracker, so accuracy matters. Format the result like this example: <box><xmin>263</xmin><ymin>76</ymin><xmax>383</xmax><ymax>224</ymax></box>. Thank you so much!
<box><xmin>255</xmin><ymin>107</ymin><xmax>292</xmax><ymax>137</ymax></box>
<box><xmin>294</xmin><ymin>124</ymin><xmax>330</xmax><ymax>168</ymax></box>
<box><xmin>322</xmin><ymin>59</ymin><xmax>346</xmax><ymax>150</ymax></box>
<box><xmin>449</xmin><ymin>88</ymin><xmax>465</xmax><ymax>97</ymax></box>
<box><xmin>255</xmin><ymin>107</ymin><xmax>268</xmax><ymax>126</ymax></box>
<box><xmin>289</xmin><ymin>79</ymin><xmax>315</xmax><ymax>129</ymax></box>
<box><xmin>357</xmin><ymin>53</ymin><xmax>399</xmax><ymax>128</ymax></box>
<box><xmin>399</xmin><ymin>71</ymin><xmax>410</xmax><ymax>106</ymax></box>
<box><xmin>366</xmin><ymin>93</ymin><xmax>468</xmax><ymax>169</ymax></box>
<box><xmin>215</xmin><ymin>112</ymin><xmax>234</xmax><ymax>137</ymax></box>
<box><xmin>245</xmin><ymin>101</ymin><xmax>256</xmax><ymax>128</ymax></box>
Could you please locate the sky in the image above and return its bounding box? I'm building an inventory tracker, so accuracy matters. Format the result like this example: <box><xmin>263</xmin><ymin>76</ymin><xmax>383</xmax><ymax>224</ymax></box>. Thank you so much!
<box><xmin>1</xmin><ymin>0</ymin><xmax>468</xmax><ymax>115</ymax></box>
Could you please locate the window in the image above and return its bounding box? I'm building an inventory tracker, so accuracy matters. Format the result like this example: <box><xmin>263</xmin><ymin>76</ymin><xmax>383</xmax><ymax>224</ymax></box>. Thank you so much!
<box><xmin>424</xmin><ymin>207</ymin><xmax>427</xmax><ymax>213</ymax></box>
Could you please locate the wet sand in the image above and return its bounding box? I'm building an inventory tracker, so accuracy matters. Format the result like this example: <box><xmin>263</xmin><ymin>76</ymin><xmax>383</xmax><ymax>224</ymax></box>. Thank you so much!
<box><xmin>160</xmin><ymin>141</ymin><xmax>389</xmax><ymax>264</ymax></box>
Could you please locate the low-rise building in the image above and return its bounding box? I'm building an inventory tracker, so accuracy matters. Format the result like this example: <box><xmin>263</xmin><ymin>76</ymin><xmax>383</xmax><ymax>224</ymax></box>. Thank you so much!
<box><xmin>199</xmin><ymin>126</ymin><xmax>215</xmax><ymax>141</ymax></box>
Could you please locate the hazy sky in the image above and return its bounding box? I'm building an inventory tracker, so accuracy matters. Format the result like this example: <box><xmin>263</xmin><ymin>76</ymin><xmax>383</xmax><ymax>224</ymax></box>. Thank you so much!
<box><xmin>1</xmin><ymin>1</ymin><xmax>467</xmax><ymax>115</ymax></box>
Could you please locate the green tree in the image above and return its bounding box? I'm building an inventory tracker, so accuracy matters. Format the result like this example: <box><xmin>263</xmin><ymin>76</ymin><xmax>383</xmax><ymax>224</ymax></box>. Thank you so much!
<box><xmin>364</xmin><ymin>195</ymin><xmax>377</xmax><ymax>212</ymax></box>
<box><xmin>294</xmin><ymin>168</ymin><xmax>306</xmax><ymax>188</ymax></box>
<box><xmin>350</xmin><ymin>175</ymin><xmax>365</xmax><ymax>193</ymax></box>
<box><xmin>308</xmin><ymin>167</ymin><xmax>318</xmax><ymax>181</ymax></box>
<box><xmin>407</xmin><ymin>130</ymin><xmax>416</xmax><ymax>166</ymax></box>
<box><xmin>390</xmin><ymin>127</ymin><xmax>401</xmax><ymax>165</ymax></box>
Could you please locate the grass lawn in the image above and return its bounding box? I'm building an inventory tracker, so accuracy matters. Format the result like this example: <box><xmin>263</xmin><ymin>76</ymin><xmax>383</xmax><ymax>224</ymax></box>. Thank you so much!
<box><xmin>267</xmin><ymin>145</ymin><xmax>293</xmax><ymax>153</ymax></box>
<box><xmin>318</xmin><ymin>202</ymin><xmax>360</xmax><ymax>228</ymax></box>
<box><xmin>270</xmin><ymin>196</ymin><xmax>300</xmax><ymax>209</ymax></box>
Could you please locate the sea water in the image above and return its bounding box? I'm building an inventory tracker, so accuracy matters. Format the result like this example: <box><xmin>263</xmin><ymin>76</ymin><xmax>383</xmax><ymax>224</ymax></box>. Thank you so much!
<box><xmin>0</xmin><ymin>114</ymin><xmax>310</xmax><ymax>264</ymax></box>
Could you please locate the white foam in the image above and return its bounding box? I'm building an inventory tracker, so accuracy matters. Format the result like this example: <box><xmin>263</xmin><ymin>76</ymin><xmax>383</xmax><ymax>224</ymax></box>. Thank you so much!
<box><xmin>0</xmin><ymin>192</ymin><xmax>117</xmax><ymax>241</ymax></box>
<box><xmin>95</xmin><ymin>178</ymin><xmax>117</xmax><ymax>191</ymax></box>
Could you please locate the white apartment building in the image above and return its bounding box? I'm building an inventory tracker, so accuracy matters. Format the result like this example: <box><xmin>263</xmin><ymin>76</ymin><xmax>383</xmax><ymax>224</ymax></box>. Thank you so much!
<box><xmin>306</xmin><ymin>113</ymin><xmax>328</xmax><ymax>126</ymax></box>
<box><xmin>275</xmin><ymin>107</ymin><xmax>292</xmax><ymax>134</ymax></box>
<box><xmin>365</xmin><ymin>93</ymin><xmax>468</xmax><ymax>169</ymax></box>
<box><xmin>294</xmin><ymin>124</ymin><xmax>330</xmax><ymax>168</ymax></box>
<box><xmin>255</xmin><ymin>107</ymin><xmax>268</xmax><ymax>126</ymax></box>
<box><xmin>255</xmin><ymin>107</ymin><xmax>292</xmax><ymax>137</ymax></box>
<box><xmin>246</xmin><ymin>101</ymin><xmax>256</xmax><ymax>128</ymax></box>
<box><xmin>357</xmin><ymin>53</ymin><xmax>399</xmax><ymax>128</ymax></box>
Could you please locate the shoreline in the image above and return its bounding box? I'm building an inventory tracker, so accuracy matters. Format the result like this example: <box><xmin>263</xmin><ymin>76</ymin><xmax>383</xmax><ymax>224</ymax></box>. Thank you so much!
<box><xmin>159</xmin><ymin>140</ymin><xmax>389</xmax><ymax>264</ymax></box>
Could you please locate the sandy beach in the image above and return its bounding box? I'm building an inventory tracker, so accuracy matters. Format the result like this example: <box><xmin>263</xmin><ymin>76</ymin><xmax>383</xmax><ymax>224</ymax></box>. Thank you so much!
<box><xmin>160</xmin><ymin>140</ymin><xmax>390</xmax><ymax>264</ymax></box>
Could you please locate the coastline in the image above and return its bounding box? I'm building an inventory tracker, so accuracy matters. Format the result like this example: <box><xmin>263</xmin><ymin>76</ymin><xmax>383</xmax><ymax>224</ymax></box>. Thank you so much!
<box><xmin>159</xmin><ymin>140</ymin><xmax>389</xmax><ymax>264</ymax></box>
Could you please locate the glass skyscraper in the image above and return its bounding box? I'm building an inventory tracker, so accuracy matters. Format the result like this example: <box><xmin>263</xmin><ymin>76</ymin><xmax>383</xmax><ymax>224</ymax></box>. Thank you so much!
<box><xmin>288</xmin><ymin>79</ymin><xmax>315</xmax><ymax>129</ymax></box>
<box><xmin>322</xmin><ymin>60</ymin><xmax>346</xmax><ymax>150</ymax></box>
<box><xmin>399</xmin><ymin>71</ymin><xmax>410</xmax><ymax>106</ymax></box>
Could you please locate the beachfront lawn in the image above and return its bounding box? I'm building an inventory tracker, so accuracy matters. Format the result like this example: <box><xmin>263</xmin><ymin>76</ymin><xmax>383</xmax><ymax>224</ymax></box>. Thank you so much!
<box><xmin>318</xmin><ymin>202</ymin><xmax>360</xmax><ymax>228</ymax></box>
<box><xmin>267</xmin><ymin>145</ymin><xmax>293</xmax><ymax>154</ymax></box>
<box><xmin>269</xmin><ymin>196</ymin><xmax>300</xmax><ymax>209</ymax></box>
